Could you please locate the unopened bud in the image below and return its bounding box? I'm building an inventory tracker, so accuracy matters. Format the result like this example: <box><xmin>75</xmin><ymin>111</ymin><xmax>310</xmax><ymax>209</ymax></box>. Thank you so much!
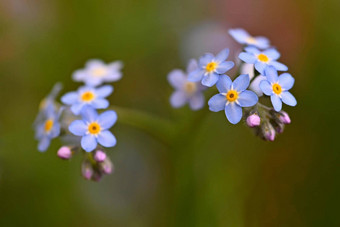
<box><xmin>92</xmin><ymin>171</ymin><xmax>102</xmax><ymax>182</ymax></box>
<box><xmin>82</xmin><ymin>160</ymin><xmax>93</xmax><ymax>180</ymax></box>
<box><xmin>94</xmin><ymin>150</ymin><xmax>106</xmax><ymax>162</ymax></box>
<box><xmin>275</xmin><ymin>123</ymin><xmax>285</xmax><ymax>134</ymax></box>
<box><xmin>246</xmin><ymin>114</ymin><xmax>261</xmax><ymax>127</ymax></box>
<box><xmin>57</xmin><ymin>146</ymin><xmax>72</xmax><ymax>160</ymax></box>
<box><xmin>279</xmin><ymin>111</ymin><xmax>291</xmax><ymax>124</ymax></box>
<box><xmin>100</xmin><ymin>159</ymin><xmax>114</xmax><ymax>175</ymax></box>
<box><xmin>263</xmin><ymin>124</ymin><xmax>276</xmax><ymax>141</ymax></box>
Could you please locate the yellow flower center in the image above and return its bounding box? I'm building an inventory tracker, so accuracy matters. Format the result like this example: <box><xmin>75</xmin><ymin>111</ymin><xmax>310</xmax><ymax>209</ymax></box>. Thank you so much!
<box><xmin>81</xmin><ymin>91</ymin><xmax>95</xmax><ymax>102</ymax></box>
<box><xmin>246</xmin><ymin>37</ymin><xmax>256</xmax><ymax>44</ymax></box>
<box><xmin>272</xmin><ymin>83</ymin><xmax>282</xmax><ymax>95</ymax></box>
<box><xmin>88</xmin><ymin>122</ymin><xmax>101</xmax><ymax>135</ymax></box>
<box><xmin>226</xmin><ymin>90</ymin><xmax>238</xmax><ymax>102</ymax></box>
<box><xmin>91</xmin><ymin>67</ymin><xmax>107</xmax><ymax>77</ymax></box>
<box><xmin>44</xmin><ymin>119</ymin><xmax>54</xmax><ymax>132</ymax></box>
<box><xmin>184</xmin><ymin>82</ymin><xmax>197</xmax><ymax>94</ymax></box>
<box><xmin>257</xmin><ymin>54</ymin><xmax>269</xmax><ymax>63</ymax></box>
<box><xmin>206</xmin><ymin>62</ymin><xmax>217</xmax><ymax>73</ymax></box>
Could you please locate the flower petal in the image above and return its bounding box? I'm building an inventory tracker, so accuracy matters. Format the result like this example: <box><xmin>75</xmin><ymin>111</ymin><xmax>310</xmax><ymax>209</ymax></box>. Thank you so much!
<box><xmin>96</xmin><ymin>85</ymin><xmax>113</xmax><ymax>97</ymax></box>
<box><xmin>264</xmin><ymin>66</ymin><xmax>279</xmax><ymax>83</ymax></box>
<box><xmin>229</xmin><ymin>28</ymin><xmax>249</xmax><ymax>43</ymax></box>
<box><xmin>170</xmin><ymin>91</ymin><xmax>187</xmax><ymax>108</ymax></box>
<box><xmin>38</xmin><ymin>137</ymin><xmax>51</xmax><ymax>152</ymax></box>
<box><xmin>187</xmin><ymin>69</ymin><xmax>204</xmax><ymax>82</ymax></box>
<box><xmin>168</xmin><ymin>69</ymin><xmax>187</xmax><ymax>89</ymax></box>
<box><xmin>97</xmin><ymin>110</ymin><xmax>118</xmax><ymax>130</ymax></box>
<box><xmin>199</xmin><ymin>53</ymin><xmax>214</xmax><ymax>66</ymax></box>
<box><xmin>69</xmin><ymin>120</ymin><xmax>87</xmax><ymax>136</ymax></box>
<box><xmin>237</xmin><ymin>90</ymin><xmax>258</xmax><ymax>107</ymax></box>
<box><xmin>92</xmin><ymin>99</ymin><xmax>109</xmax><ymax>109</ymax></box>
<box><xmin>202</xmin><ymin>73</ymin><xmax>219</xmax><ymax>87</ymax></box>
<box><xmin>189</xmin><ymin>93</ymin><xmax>205</xmax><ymax>110</ymax></box>
<box><xmin>215</xmin><ymin>48</ymin><xmax>230</xmax><ymax>63</ymax></box>
<box><xmin>239</xmin><ymin>52</ymin><xmax>257</xmax><ymax>64</ymax></box>
<box><xmin>216</xmin><ymin>75</ymin><xmax>232</xmax><ymax>93</ymax></box>
<box><xmin>71</xmin><ymin>103</ymin><xmax>85</xmax><ymax>115</ymax></box>
<box><xmin>281</xmin><ymin>91</ymin><xmax>297</xmax><ymax>107</ymax></box>
<box><xmin>98</xmin><ymin>130</ymin><xmax>117</xmax><ymax>147</ymax></box>
<box><xmin>225</xmin><ymin>103</ymin><xmax>243</xmax><ymax>124</ymax></box>
<box><xmin>81</xmin><ymin>106</ymin><xmax>98</xmax><ymax>123</ymax></box>
<box><xmin>186</xmin><ymin>59</ymin><xmax>198</xmax><ymax>73</ymax></box>
<box><xmin>254</xmin><ymin>62</ymin><xmax>267</xmax><ymax>74</ymax></box>
<box><xmin>270</xmin><ymin>61</ymin><xmax>288</xmax><ymax>71</ymax></box>
<box><xmin>260</xmin><ymin>80</ymin><xmax>273</xmax><ymax>96</ymax></box>
<box><xmin>271</xmin><ymin>95</ymin><xmax>282</xmax><ymax>111</ymax></box>
<box><xmin>215</xmin><ymin>61</ymin><xmax>234</xmax><ymax>74</ymax></box>
<box><xmin>208</xmin><ymin>94</ymin><xmax>227</xmax><ymax>112</ymax></box>
<box><xmin>278</xmin><ymin>73</ymin><xmax>295</xmax><ymax>90</ymax></box>
<box><xmin>245</xmin><ymin>46</ymin><xmax>261</xmax><ymax>55</ymax></box>
<box><xmin>61</xmin><ymin>92</ymin><xmax>79</xmax><ymax>105</ymax></box>
<box><xmin>81</xmin><ymin>134</ymin><xmax>97</xmax><ymax>152</ymax></box>
<box><xmin>232</xmin><ymin>74</ymin><xmax>250</xmax><ymax>92</ymax></box>
<box><xmin>86</xmin><ymin>59</ymin><xmax>104</xmax><ymax>69</ymax></box>
<box><xmin>263</xmin><ymin>48</ymin><xmax>280</xmax><ymax>60</ymax></box>
<box><xmin>254</xmin><ymin>37</ymin><xmax>270</xmax><ymax>49</ymax></box>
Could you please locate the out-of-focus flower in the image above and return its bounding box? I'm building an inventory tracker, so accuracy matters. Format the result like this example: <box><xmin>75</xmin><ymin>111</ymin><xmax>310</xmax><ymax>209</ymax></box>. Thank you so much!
<box><xmin>188</xmin><ymin>48</ymin><xmax>234</xmax><ymax>87</ymax></box>
<box><xmin>260</xmin><ymin>66</ymin><xmax>297</xmax><ymax>111</ymax></box>
<box><xmin>61</xmin><ymin>85</ymin><xmax>113</xmax><ymax>115</ymax></box>
<box><xmin>208</xmin><ymin>74</ymin><xmax>258</xmax><ymax>124</ymax></box>
<box><xmin>69</xmin><ymin>107</ymin><xmax>117</xmax><ymax>152</ymax></box>
<box><xmin>35</xmin><ymin>104</ymin><xmax>61</xmax><ymax>152</ymax></box>
<box><xmin>168</xmin><ymin>59</ymin><xmax>206</xmax><ymax>110</ymax></box>
<box><xmin>239</xmin><ymin>47</ymin><xmax>288</xmax><ymax>74</ymax></box>
<box><xmin>72</xmin><ymin>59</ymin><xmax>123</xmax><ymax>87</ymax></box>
<box><xmin>229</xmin><ymin>28</ymin><xmax>270</xmax><ymax>49</ymax></box>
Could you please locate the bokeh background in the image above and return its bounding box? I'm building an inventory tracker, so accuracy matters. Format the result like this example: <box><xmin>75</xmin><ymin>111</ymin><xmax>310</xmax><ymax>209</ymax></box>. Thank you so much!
<box><xmin>0</xmin><ymin>0</ymin><xmax>339</xmax><ymax>226</ymax></box>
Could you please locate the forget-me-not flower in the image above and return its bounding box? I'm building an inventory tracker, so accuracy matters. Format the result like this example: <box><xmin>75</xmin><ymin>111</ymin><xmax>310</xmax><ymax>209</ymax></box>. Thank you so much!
<box><xmin>168</xmin><ymin>59</ymin><xmax>206</xmax><ymax>110</ymax></box>
<box><xmin>61</xmin><ymin>85</ymin><xmax>113</xmax><ymax>115</ymax></box>
<box><xmin>229</xmin><ymin>28</ymin><xmax>270</xmax><ymax>49</ymax></box>
<box><xmin>208</xmin><ymin>74</ymin><xmax>258</xmax><ymax>124</ymax></box>
<box><xmin>188</xmin><ymin>48</ymin><xmax>234</xmax><ymax>87</ymax></box>
<box><xmin>35</xmin><ymin>104</ymin><xmax>61</xmax><ymax>152</ymax></box>
<box><xmin>260</xmin><ymin>66</ymin><xmax>297</xmax><ymax>111</ymax></box>
<box><xmin>73</xmin><ymin>59</ymin><xmax>123</xmax><ymax>87</ymax></box>
<box><xmin>69</xmin><ymin>107</ymin><xmax>117</xmax><ymax>152</ymax></box>
<box><xmin>239</xmin><ymin>46</ymin><xmax>288</xmax><ymax>74</ymax></box>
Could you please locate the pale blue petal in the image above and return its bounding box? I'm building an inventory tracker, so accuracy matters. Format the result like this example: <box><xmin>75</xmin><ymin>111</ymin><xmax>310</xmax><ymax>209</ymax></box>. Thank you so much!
<box><xmin>237</xmin><ymin>90</ymin><xmax>258</xmax><ymax>107</ymax></box>
<box><xmin>254</xmin><ymin>62</ymin><xmax>267</xmax><ymax>74</ymax></box>
<box><xmin>199</xmin><ymin>53</ymin><xmax>214</xmax><ymax>66</ymax></box>
<box><xmin>216</xmin><ymin>75</ymin><xmax>232</xmax><ymax>93</ymax></box>
<box><xmin>245</xmin><ymin>46</ymin><xmax>261</xmax><ymax>55</ymax></box>
<box><xmin>225</xmin><ymin>103</ymin><xmax>243</xmax><ymax>124</ymax></box>
<box><xmin>264</xmin><ymin>66</ymin><xmax>279</xmax><ymax>83</ymax></box>
<box><xmin>202</xmin><ymin>73</ymin><xmax>219</xmax><ymax>87</ymax></box>
<box><xmin>263</xmin><ymin>48</ymin><xmax>280</xmax><ymax>60</ymax></box>
<box><xmin>50</xmin><ymin>123</ymin><xmax>60</xmax><ymax>138</ymax></box>
<box><xmin>229</xmin><ymin>28</ymin><xmax>249</xmax><ymax>43</ymax></box>
<box><xmin>38</xmin><ymin>137</ymin><xmax>50</xmax><ymax>152</ymax></box>
<box><xmin>188</xmin><ymin>69</ymin><xmax>204</xmax><ymax>82</ymax></box>
<box><xmin>186</xmin><ymin>59</ymin><xmax>198</xmax><ymax>73</ymax></box>
<box><xmin>61</xmin><ymin>92</ymin><xmax>79</xmax><ymax>105</ymax></box>
<box><xmin>92</xmin><ymin>99</ymin><xmax>109</xmax><ymax>109</ymax></box>
<box><xmin>81</xmin><ymin>106</ymin><xmax>98</xmax><ymax>123</ymax></box>
<box><xmin>168</xmin><ymin>70</ymin><xmax>187</xmax><ymax>89</ymax></box>
<box><xmin>69</xmin><ymin>120</ymin><xmax>87</xmax><ymax>136</ymax></box>
<box><xmin>71</xmin><ymin>103</ymin><xmax>85</xmax><ymax>115</ymax></box>
<box><xmin>232</xmin><ymin>74</ymin><xmax>250</xmax><ymax>92</ymax></box>
<box><xmin>271</xmin><ymin>95</ymin><xmax>282</xmax><ymax>111</ymax></box>
<box><xmin>96</xmin><ymin>85</ymin><xmax>113</xmax><ymax>97</ymax></box>
<box><xmin>170</xmin><ymin>91</ymin><xmax>187</xmax><ymax>108</ymax></box>
<box><xmin>270</xmin><ymin>61</ymin><xmax>288</xmax><ymax>71</ymax></box>
<box><xmin>97</xmin><ymin>110</ymin><xmax>118</xmax><ymax>130</ymax></box>
<box><xmin>86</xmin><ymin>59</ymin><xmax>104</xmax><ymax>69</ymax></box>
<box><xmin>81</xmin><ymin>134</ymin><xmax>97</xmax><ymax>152</ymax></box>
<box><xmin>254</xmin><ymin>37</ymin><xmax>270</xmax><ymax>49</ymax></box>
<box><xmin>215</xmin><ymin>48</ymin><xmax>230</xmax><ymax>63</ymax></box>
<box><xmin>216</xmin><ymin>61</ymin><xmax>234</xmax><ymax>74</ymax></box>
<box><xmin>189</xmin><ymin>93</ymin><xmax>204</xmax><ymax>110</ymax></box>
<box><xmin>260</xmin><ymin>80</ymin><xmax>273</xmax><ymax>96</ymax></box>
<box><xmin>208</xmin><ymin>94</ymin><xmax>226</xmax><ymax>112</ymax></box>
<box><xmin>281</xmin><ymin>91</ymin><xmax>297</xmax><ymax>107</ymax></box>
<box><xmin>239</xmin><ymin>52</ymin><xmax>257</xmax><ymax>64</ymax></box>
<box><xmin>278</xmin><ymin>73</ymin><xmax>295</xmax><ymax>90</ymax></box>
<box><xmin>98</xmin><ymin>130</ymin><xmax>117</xmax><ymax>147</ymax></box>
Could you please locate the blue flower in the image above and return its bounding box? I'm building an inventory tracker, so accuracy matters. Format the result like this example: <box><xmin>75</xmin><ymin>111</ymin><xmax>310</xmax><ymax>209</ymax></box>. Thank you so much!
<box><xmin>208</xmin><ymin>74</ymin><xmax>258</xmax><ymax>124</ymax></box>
<box><xmin>229</xmin><ymin>28</ymin><xmax>270</xmax><ymax>49</ymax></box>
<box><xmin>260</xmin><ymin>66</ymin><xmax>297</xmax><ymax>111</ymax></box>
<box><xmin>35</xmin><ymin>104</ymin><xmax>61</xmax><ymax>152</ymax></box>
<box><xmin>188</xmin><ymin>48</ymin><xmax>234</xmax><ymax>87</ymax></box>
<box><xmin>72</xmin><ymin>59</ymin><xmax>123</xmax><ymax>87</ymax></box>
<box><xmin>69</xmin><ymin>107</ymin><xmax>117</xmax><ymax>152</ymax></box>
<box><xmin>61</xmin><ymin>85</ymin><xmax>113</xmax><ymax>115</ymax></box>
<box><xmin>168</xmin><ymin>59</ymin><xmax>206</xmax><ymax>110</ymax></box>
<box><xmin>239</xmin><ymin>46</ymin><xmax>288</xmax><ymax>74</ymax></box>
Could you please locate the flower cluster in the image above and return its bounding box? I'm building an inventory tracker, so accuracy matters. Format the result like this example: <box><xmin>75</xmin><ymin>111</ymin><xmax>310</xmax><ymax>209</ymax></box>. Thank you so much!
<box><xmin>34</xmin><ymin>59</ymin><xmax>123</xmax><ymax>181</ymax></box>
<box><xmin>168</xmin><ymin>28</ymin><xmax>297</xmax><ymax>140</ymax></box>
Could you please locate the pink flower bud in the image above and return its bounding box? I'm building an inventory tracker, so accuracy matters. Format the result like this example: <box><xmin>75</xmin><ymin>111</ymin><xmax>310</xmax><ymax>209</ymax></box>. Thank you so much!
<box><xmin>264</xmin><ymin>127</ymin><xmax>276</xmax><ymax>141</ymax></box>
<box><xmin>94</xmin><ymin>150</ymin><xmax>106</xmax><ymax>162</ymax></box>
<box><xmin>100</xmin><ymin>159</ymin><xmax>114</xmax><ymax>175</ymax></box>
<box><xmin>82</xmin><ymin>160</ymin><xmax>93</xmax><ymax>180</ymax></box>
<box><xmin>246</xmin><ymin>114</ymin><xmax>261</xmax><ymax>127</ymax></box>
<box><xmin>57</xmin><ymin>146</ymin><xmax>72</xmax><ymax>160</ymax></box>
<box><xmin>279</xmin><ymin>111</ymin><xmax>291</xmax><ymax>124</ymax></box>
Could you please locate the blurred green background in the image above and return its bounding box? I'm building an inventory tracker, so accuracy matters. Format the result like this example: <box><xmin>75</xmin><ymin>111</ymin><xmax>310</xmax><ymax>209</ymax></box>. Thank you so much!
<box><xmin>0</xmin><ymin>0</ymin><xmax>339</xmax><ymax>226</ymax></box>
